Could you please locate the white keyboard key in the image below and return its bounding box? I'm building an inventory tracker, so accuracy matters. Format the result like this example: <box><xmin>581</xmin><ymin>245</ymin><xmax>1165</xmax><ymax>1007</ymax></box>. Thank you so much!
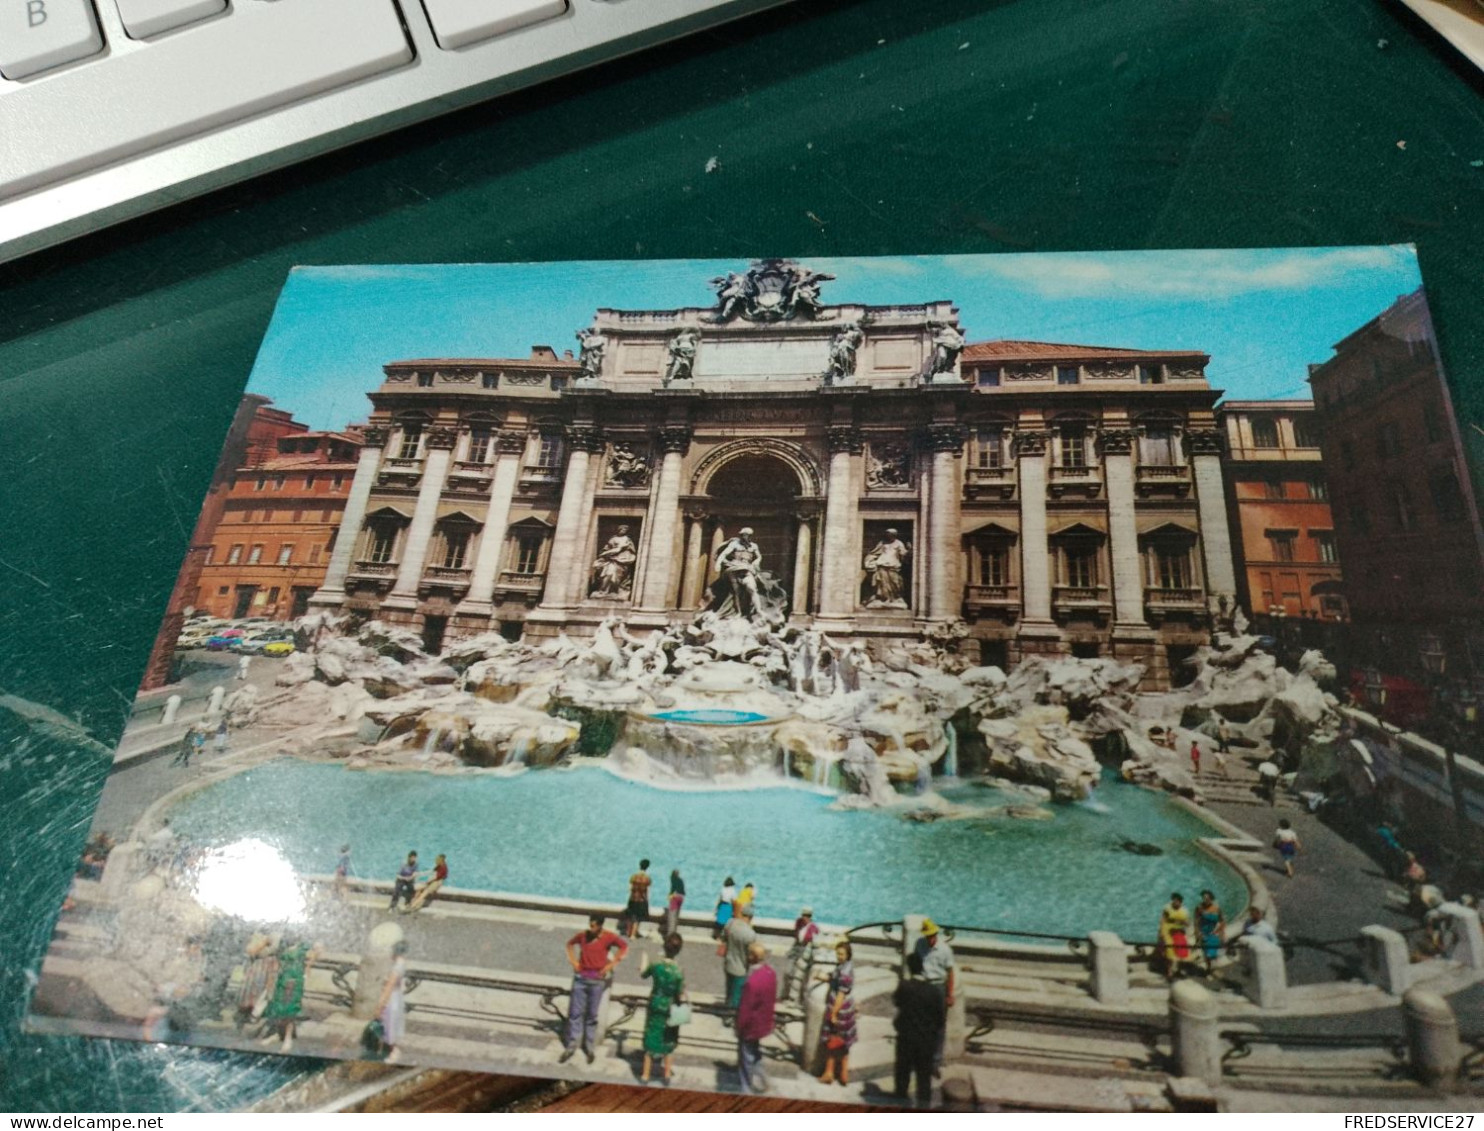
<box><xmin>116</xmin><ymin>0</ymin><xmax>225</xmax><ymax>40</ymax></box>
<box><xmin>0</xmin><ymin>0</ymin><xmax>412</xmax><ymax>199</ymax></box>
<box><xmin>422</xmin><ymin>0</ymin><xmax>567</xmax><ymax>51</ymax></box>
<box><xmin>0</xmin><ymin>0</ymin><xmax>103</xmax><ymax>79</ymax></box>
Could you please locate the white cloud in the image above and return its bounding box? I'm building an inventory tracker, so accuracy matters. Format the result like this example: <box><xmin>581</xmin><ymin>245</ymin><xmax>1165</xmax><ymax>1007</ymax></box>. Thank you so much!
<box><xmin>940</xmin><ymin>246</ymin><xmax>1417</xmax><ymax>300</ymax></box>
<box><xmin>813</xmin><ymin>256</ymin><xmax>927</xmax><ymax>279</ymax></box>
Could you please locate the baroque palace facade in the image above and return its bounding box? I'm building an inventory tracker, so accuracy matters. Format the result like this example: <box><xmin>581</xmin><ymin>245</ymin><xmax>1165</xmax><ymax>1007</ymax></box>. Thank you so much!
<box><xmin>310</xmin><ymin>261</ymin><xmax>1237</xmax><ymax>688</ymax></box>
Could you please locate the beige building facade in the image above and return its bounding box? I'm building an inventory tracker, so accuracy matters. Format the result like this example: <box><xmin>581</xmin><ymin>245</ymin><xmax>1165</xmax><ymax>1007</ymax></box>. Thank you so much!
<box><xmin>312</xmin><ymin>262</ymin><xmax>1236</xmax><ymax>687</ymax></box>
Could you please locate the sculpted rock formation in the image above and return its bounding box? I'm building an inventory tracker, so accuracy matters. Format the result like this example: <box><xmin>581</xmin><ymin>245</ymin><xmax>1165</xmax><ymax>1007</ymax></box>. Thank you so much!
<box><xmin>262</xmin><ymin>609</ymin><xmax>1339</xmax><ymax>814</ymax></box>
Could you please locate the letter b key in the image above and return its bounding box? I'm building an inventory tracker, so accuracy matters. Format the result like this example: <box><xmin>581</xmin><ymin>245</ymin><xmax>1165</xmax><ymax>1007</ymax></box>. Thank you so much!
<box><xmin>0</xmin><ymin>0</ymin><xmax>103</xmax><ymax>79</ymax></box>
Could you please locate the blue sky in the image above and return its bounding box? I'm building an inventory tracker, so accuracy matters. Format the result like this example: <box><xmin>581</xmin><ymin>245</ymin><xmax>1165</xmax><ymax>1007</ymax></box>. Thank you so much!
<box><xmin>247</xmin><ymin>247</ymin><xmax>1424</xmax><ymax>431</ymax></box>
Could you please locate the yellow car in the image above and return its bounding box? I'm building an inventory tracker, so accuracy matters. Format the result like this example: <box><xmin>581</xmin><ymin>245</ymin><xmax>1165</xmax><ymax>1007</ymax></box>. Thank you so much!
<box><xmin>262</xmin><ymin>640</ymin><xmax>297</xmax><ymax>658</ymax></box>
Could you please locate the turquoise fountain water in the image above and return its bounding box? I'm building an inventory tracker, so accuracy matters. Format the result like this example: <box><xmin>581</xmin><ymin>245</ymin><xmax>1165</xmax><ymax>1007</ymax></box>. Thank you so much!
<box><xmin>650</xmin><ymin>708</ymin><xmax>770</xmax><ymax>724</ymax></box>
<box><xmin>166</xmin><ymin>761</ymin><xmax>1246</xmax><ymax>940</ymax></box>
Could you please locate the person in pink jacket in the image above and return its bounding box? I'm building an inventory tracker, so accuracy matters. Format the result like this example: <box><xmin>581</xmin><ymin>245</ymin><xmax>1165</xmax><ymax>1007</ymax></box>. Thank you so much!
<box><xmin>735</xmin><ymin>942</ymin><xmax>777</xmax><ymax>1094</ymax></box>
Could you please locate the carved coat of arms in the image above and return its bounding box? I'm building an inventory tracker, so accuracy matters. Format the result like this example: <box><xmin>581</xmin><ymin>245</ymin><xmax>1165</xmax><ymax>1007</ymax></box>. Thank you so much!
<box><xmin>709</xmin><ymin>259</ymin><xmax>835</xmax><ymax>323</ymax></box>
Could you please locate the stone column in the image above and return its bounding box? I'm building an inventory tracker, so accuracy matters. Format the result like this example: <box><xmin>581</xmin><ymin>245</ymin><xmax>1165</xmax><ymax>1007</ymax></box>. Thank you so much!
<box><xmin>801</xmin><ymin>976</ymin><xmax>831</xmax><ymax>1076</ymax></box>
<box><xmin>1101</xmin><ymin>430</ymin><xmax>1147</xmax><ymax>627</ymax></box>
<box><xmin>311</xmin><ymin>427</ymin><xmax>387</xmax><ymax>606</ymax></box>
<box><xmin>1188</xmin><ymin>430</ymin><xmax>1237</xmax><ymax>600</ymax></box>
<box><xmin>1015</xmin><ymin>430</ymin><xmax>1053</xmax><ymax>624</ymax></box>
<box><xmin>1236</xmin><ymin>935</ymin><xmax>1288</xmax><ymax>1009</ymax></box>
<box><xmin>1361</xmin><ymin>925</ymin><xmax>1412</xmax><ymax>995</ymax></box>
<box><xmin>537</xmin><ymin>425</ymin><xmax>602</xmax><ymax>609</ymax></box>
<box><xmin>1169</xmin><ymin>980</ymin><xmax>1221</xmax><ymax>1085</ymax></box>
<box><xmin>637</xmin><ymin>427</ymin><xmax>691</xmax><ymax>610</ymax></box>
<box><xmin>791</xmin><ymin>515</ymin><xmax>813</xmax><ymax>616</ymax></box>
<box><xmin>681</xmin><ymin>513</ymin><xmax>707</xmax><ymax>609</ymax></box>
<box><xmin>817</xmin><ymin>426</ymin><xmax>862</xmax><ymax>622</ymax></box>
<box><xmin>1404</xmin><ymin>989</ymin><xmax>1461</xmax><ymax>1089</ymax></box>
<box><xmin>385</xmin><ymin>426</ymin><xmax>456</xmax><ymax>606</ymax></box>
<box><xmin>352</xmin><ymin>921</ymin><xmax>405</xmax><ymax>1020</ymax></box>
<box><xmin>703</xmin><ymin>522</ymin><xmax>726</xmax><ymax>606</ymax></box>
<box><xmin>457</xmin><ymin>431</ymin><xmax>526</xmax><ymax>616</ymax></box>
<box><xmin>1088</xmin><ymin>931</ymin><xmax>1129</xmax><ymax>1006</ymax></box>
<box><xmin>925</xmin><ymin>424</ymin><xmax>966</xmax><ymax>620</ymax></box>
<box><xmin>1435</xmin><ymin>903</ymin><xmax>1484</xmax><ymax>969</ymax></box>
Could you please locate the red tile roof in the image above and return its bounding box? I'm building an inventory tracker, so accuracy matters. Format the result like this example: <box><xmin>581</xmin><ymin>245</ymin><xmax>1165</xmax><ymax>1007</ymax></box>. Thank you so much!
<box><xmin>964</xmin><ymin>339</ymin><xmax>1208</xmax><ymax>362</ymax></box>
<box><xmin>246</xmin><ymin>455</ymin><xmax>361</xmax><ymax>471</ymax></box>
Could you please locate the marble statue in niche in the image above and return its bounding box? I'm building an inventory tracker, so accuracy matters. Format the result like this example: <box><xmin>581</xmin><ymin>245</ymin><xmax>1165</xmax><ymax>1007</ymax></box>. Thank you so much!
<box><xmin>589</xmin><ymin>525</ymin><xmax>637</xmax><ymax>598</ymax></box>
<box><xmin>863</xmin><ymin>528</ymin><xmax>911</xmax><ymax>608</ymax></box>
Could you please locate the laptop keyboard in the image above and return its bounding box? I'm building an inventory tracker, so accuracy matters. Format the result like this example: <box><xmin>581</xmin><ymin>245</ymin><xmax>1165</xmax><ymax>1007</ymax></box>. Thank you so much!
<box><xmin>1</xmin><ymin>0</ymin><xmax>418</xmax><ymax>198</ymax></box>
<box><xmin>0</xmin><ymin>0</ymin><xmax>787</xmax><ymax>261</ymax></box>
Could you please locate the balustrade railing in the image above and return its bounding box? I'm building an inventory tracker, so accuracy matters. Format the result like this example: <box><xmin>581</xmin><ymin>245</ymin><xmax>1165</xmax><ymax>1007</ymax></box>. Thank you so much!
<box><xmin>1053</xmin><ymin>584</ymin><xmax>1109</xmax><ymax>605</ymax></box>
<box><xmin>965</xmin><ymin>584</ymin><xmax>1018</xmax><ymax>606</ymax></box>
<box><xmin>1145</xmin><ymin>586</ymin><xmax>1204</xmax><ymax>606</ymax></box>
<box><xmin>497</xmin><ymin>570</ymin><xmax>546</xmax><ymax>591</ymax></box>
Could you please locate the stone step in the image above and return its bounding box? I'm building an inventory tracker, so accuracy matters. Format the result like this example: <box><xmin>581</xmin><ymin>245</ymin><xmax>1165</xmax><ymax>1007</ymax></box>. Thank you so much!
<box><xmin>962</xmin><ymin>1066</ymin><xmax>1152</xmax><ymax>1112</ymax></box>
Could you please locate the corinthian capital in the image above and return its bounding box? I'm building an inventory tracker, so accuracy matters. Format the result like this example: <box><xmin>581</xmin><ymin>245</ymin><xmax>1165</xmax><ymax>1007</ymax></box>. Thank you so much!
<box><xmin>1184</xmin><ymin>429</ymin><xmax>1222</xmax><ymax>455</ymax></box>
<box><xmin>1012</xmin><ymin>430</ymin><xmax>1049</xmax><ymax>457</ymax></box>
<box><xmin>827</xmin><ymin>425</ymin><xmax>863</xmax><ymax>454</ymax></box>
<box><xmin>566</xmin><ymin>424</ymin><xmax>605</xmax><ymax>453</ymax></box>
<box><xmin>658</xmin><ymin>425</ymin><xmax>694</xmax><ymax>455</ymax></box>
<box><xmin>923</xmin><ymin>423</ymin><xmax>968</xmax><ymax>453</ymax></box>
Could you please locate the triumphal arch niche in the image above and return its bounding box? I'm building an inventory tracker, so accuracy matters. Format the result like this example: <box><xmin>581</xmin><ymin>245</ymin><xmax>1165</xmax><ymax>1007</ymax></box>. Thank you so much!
<box><xmin>523</xmin><ymin>258</ymin><xmax>971</xmax><ymax>646</ymax></box>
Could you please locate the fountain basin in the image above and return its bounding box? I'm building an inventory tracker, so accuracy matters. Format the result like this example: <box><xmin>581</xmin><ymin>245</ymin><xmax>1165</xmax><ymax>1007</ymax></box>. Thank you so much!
<box><xmin>164</xmin><ymin>762</ymin><xmax>1249</xmax><ymax>939</ymax></box>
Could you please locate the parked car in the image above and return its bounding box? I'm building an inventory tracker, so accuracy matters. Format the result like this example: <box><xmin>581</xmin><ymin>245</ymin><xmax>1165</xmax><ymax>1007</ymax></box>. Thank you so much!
<box><xmin>234</xmin><ymin>628</ymin><xmax>296</xmax><ymax>656</ymax></box>
<box><xmin>205</xmin><ymin>630</ymin><xmax>245</xmax><ymax>651</ymax></box>
<box><xmin>262</xmin><ymin>640</ymin><xmax>296</xmax><ymax>658</ymax></box>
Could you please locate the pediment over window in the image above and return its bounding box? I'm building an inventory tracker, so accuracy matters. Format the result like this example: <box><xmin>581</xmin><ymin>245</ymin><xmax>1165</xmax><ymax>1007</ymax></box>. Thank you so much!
<box><xmin>1138</xmin><ymin>519</ymin><xmax>1199</xmax><ymax>539</ymax></box>
<box><xmin>367</xmin><ymin>504</ymin><xmax>413</xmax><ymax>521</ymax></box>
<box><xmin>1048</xmin><ymin>521</ymin><xmax>1106</xmax><ymax>539</ymax></box>
<box><xmin>963</xmin><ymin>520</ymin><xmax>1019</xmax><ymax>541</ymax></box>
<box><xmin>435</xmin><ymin>509</ymin><xmax>482</xmax><ymax>526</ymax></box>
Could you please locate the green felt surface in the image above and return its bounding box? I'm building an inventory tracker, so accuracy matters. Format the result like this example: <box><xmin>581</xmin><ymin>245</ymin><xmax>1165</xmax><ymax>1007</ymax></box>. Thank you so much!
<box><xmin>2</xmin><ymin>0</ymin><xmax>1482</xmax><ymax>1111</ymax></box>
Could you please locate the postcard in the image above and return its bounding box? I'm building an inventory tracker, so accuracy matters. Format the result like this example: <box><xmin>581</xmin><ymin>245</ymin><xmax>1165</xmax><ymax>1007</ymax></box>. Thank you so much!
<box><xmin>28</xmin><ymin>250</ymin><xmax>1484</xmax><ymax>1110</ymax></box>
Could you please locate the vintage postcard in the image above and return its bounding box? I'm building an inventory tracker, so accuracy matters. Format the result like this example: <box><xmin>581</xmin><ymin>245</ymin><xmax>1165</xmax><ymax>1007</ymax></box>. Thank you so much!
<box><xmin>28</xmin><ymin>250</ymin><xmax>1484</xmax><ymax>1110</ymax></box>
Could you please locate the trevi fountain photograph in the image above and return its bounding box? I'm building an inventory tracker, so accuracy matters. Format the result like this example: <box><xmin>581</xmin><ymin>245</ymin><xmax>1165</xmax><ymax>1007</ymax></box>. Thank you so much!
<box><xmin>26</xmin><ymin>252</ymin><xmax>1484</xmax><ymax>1111</ymax></box>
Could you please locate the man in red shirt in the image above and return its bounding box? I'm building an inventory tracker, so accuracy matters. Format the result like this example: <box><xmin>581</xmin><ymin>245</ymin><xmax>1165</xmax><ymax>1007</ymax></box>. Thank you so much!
<box><xmin>559</xmin><ymin>915</ymin><xmax>628</xmax><ymax>1064</ymax></box>
<box><xmin>735</xmin><ymin>941</ymin><xmax>777</xmax><ymax>1093</ymax></box>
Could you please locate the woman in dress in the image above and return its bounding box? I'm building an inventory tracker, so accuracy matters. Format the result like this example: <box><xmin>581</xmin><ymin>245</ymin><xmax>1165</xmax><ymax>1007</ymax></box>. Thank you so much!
<box><xmin>662</xmin><ymin>869</ymin><xmax>685</xmax><ymax>939</ymax></box>
<box><xmin>639</xmin><ymin>933</ymin><xmax>686</xmax><ymax>1084</ymax></box>
<box><xmin>1158</xmin><ymin>893</ymin><xmax>1191</xmax><ymax>981</ymax></box>
<box><xmin>1195</xmin><ymin>890</ymin><xmax>1225</xmax><ymax>973</ymax></box>
<box><xmin>734</xmin><ymin>882</ymin><xmax>757</xmax><ymax>918</ymax></box>
<box><xmin>817</xmin><ymin>940</ymin><xmax>858</xmax><ymax>1086</ymax></box>
<box><xmin>713</xmin><ymin>876</ymin><xmax>736</xmax><ymax>939</ymax></box>
<box><xmin>235</xmin><ymin>933</ymin><xmax>278</xmax><ymax>1030</ymax></box>
<box><xmin>260</xmin><ymin>939</ymin><xmax>318</xmax><ymax>1052</ymax></box>
<box><xmin>375</xmin><ymin>940</ymin><xmax>410</xmax><ymax>1063</ymax></box>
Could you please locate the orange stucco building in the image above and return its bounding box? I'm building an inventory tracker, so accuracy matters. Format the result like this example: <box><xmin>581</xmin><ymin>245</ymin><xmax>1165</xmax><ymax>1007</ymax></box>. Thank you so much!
<box><xmin>192</xmin><ymin>404</ymin><xmax>362</xmax><ymax>620</ymax></box>
<box><xmin>1218</xmin><ymin>399</ymin><xmax>1345</xmax><ymax>622</ymax></box>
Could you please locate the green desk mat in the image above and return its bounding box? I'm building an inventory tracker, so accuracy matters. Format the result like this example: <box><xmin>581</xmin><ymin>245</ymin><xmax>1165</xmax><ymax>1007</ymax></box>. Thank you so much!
<box><xmin>2</xmin><ymin>0</ymin><xmax>1482</xmax><ymax>1111</ymax></box>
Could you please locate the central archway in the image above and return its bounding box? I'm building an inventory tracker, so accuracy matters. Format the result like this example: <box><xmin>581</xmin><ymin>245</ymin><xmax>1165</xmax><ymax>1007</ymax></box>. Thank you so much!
<box><xmin>684</xmin><ymin>447</ymin><xmax>815</xmax><ymax>616</ymax></box>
